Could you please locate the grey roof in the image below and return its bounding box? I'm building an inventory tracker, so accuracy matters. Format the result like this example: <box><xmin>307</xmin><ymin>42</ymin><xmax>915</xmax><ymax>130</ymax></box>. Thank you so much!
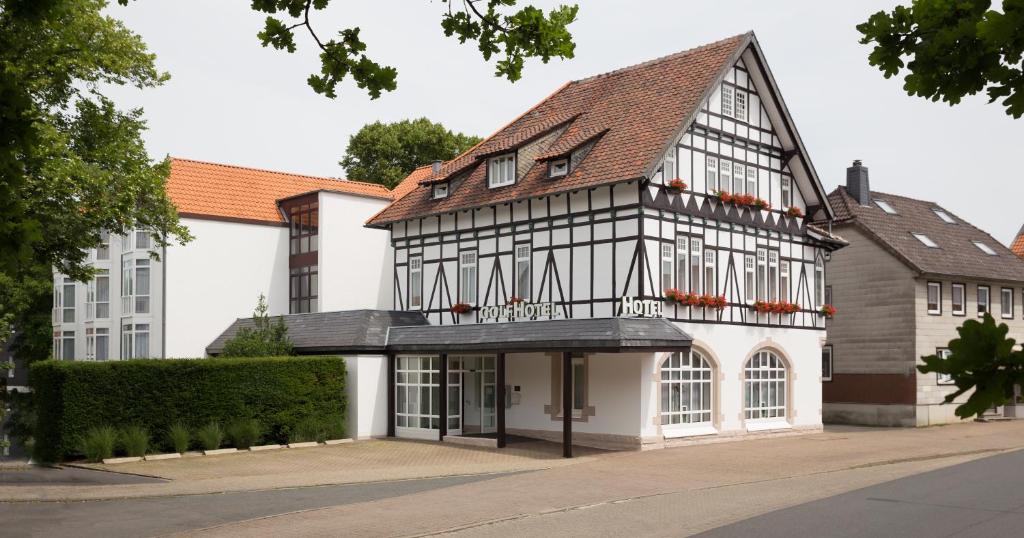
<box><xmin>826</xmin><ymin>186</ymin><xmax>1024</xmax><ymax>283</ymax></box>
<box><xmin>386</xmin><ymin>317</ymin><xmax>692</xmax><ymax>353</ymax></box>
<box><xmin>206</xmin><ymin>310</ymin><xmax>429</xmax><ymax>355</ymax></box>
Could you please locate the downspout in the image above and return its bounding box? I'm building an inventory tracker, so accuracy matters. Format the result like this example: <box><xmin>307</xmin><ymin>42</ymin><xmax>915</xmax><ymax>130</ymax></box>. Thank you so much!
<box><xmin>161</xmin><ymin>243</ymin><xmax>167</xmax><ymax>359</ymax></box>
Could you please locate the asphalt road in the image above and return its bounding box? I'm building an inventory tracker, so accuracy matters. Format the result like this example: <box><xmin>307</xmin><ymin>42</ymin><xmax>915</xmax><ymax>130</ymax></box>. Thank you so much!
<box><xmin>0</xmin><ymin>473</ymin><xmax>507</xmax><ymax>538</ymax></box>
<box><xmin>700</xmin><ymin>449</ymin><xmax>1024</xmax><ymax>537</ymax></box>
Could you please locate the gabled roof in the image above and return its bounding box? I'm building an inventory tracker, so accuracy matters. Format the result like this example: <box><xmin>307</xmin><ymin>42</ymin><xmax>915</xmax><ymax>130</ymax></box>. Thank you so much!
<box><xmin>369</xmin><ymin>33</ymin><xmax>759</xmax><ymax>227</ymax></box>
<box><xmin>206</xmin><ymin>310</ymin><xmax>428</xmax><ymax>355</ymax></box>
<box><xmin>826</xmin><ymin>187</ymin><xmax>1024</xmax><ymax>283</ymax></box>
<box><xmin>1012</xmin><ymin>224</ymin><xmax>1024</xmax><ymax>259</ymax></box>
<box><xmin>168</xmin><ymin>158</ymin><xmax>393</xmax><ymax>225</ymax></box>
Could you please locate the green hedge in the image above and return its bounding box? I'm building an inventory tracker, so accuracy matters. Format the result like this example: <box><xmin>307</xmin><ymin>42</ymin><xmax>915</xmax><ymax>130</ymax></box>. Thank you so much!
<box><xmin>30</xmin><ymin>356</ymin><xmax>346</xmax><ymax>462</ymax></box>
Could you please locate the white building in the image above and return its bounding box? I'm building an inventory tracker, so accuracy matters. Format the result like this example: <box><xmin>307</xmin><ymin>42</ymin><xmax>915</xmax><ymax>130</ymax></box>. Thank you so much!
<box><xmin>212</xmin><ymin>32</ymin><xmax>846</xmax><ymax>453</ymax></box>
<box><xmin>52</xmin><ymin>158</ymin><xmax>395</xmax><ymax>360</ymax></box>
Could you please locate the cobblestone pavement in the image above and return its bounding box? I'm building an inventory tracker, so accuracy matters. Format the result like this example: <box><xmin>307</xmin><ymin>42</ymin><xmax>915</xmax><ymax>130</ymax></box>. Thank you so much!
<box><xmin>179</xmin><ymin>422</ymin><xmax>1024</xmax><ymax>537</ymax></box>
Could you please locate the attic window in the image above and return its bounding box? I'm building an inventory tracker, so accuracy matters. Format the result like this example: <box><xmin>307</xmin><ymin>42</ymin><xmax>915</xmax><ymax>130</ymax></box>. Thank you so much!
<box><xmin>875</xmin><ymin>200</ymin><xmax>897</xmax><ymax>215</ymax></box>
<box><xmin>721</xmin><ymin>85</ymin><xmax>734</xmax><ymax>117</ymax></box>
<box><xmin>933</xmin><ymin>209</ymin><xmax>956</xmax><ymax>224</ymax></box>
<box><xmin>912</xmin><ymin>233</ymin><xmax>938</xmax><ymax>248</ymax></box>
<box><xmin>432</xmin><ymin>183</ymin><xmax>448</xmax><ymax>199</ymax></box>
<box><xmin>973</xmin><ymin>241</ymin><xmax>997</xmax><ymax>256</ymax></box>
<box><xmin>549</xmin><ymin>158</ymin><xmax>569</xmax><ymax>178</ymax></box>
<box><xmin>488</xmin><ymin>154</ymin><xmax>516</xmax><ymax>188</ymax></box>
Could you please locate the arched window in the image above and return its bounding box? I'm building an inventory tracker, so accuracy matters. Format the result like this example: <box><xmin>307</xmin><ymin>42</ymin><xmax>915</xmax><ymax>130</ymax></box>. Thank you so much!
<box><xmin>744</xmin><ymin>350</ymin><xmax>787</xmax><ymax>420</ymax></box>
<box><xmin>660</xmin><ymin>350</ymin><xmax>713</xmax><ymax>426</ymax></box>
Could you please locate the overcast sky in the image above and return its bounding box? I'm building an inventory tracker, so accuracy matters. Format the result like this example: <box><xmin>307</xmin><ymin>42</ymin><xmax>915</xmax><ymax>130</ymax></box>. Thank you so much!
<box><xmin>106</xmin><ymin>1</ymin><xmax>1022</xmax><ymax>245</ymax></box>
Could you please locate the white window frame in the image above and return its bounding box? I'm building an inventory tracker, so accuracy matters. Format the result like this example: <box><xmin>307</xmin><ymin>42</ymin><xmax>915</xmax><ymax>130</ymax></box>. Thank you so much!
<box><xmin>734</xmin><ymin>89</ymin><xmax>747</xmax><ymax>122</ymax></box>
<box><xmin>927</xmin><ymin>282</ymin><xmax>942</xmax><ymax>315</ymax></box>
<box><xmin>781</xmin><ymin>177</ymin><xmax>792</xmax><ymax>208</ymax></box>
<box><xmin>661</xmin><ymin>243</ymin><xmax>674</xmax><ymax>293</ymax></box>
<box><xmin>936</xmin><ymin>348</ymin><xmax>955</xmax><ymax>385</ymax></box>
<box><xmin>516</xmin><ymin>245</ymin><xmax>531</xmax><ymax>300</ymax></box>
<box><xmin>135</xmin><ymin>230</ymin><xmax>151</xmax><ymax>251</ymax></box>
<box><xmin>951</xmin><ymin>283</ymin><xmax>966</xmax><ymax>316</ymax></box>
<box><xmin>973</xmin><ymin>241</ymin><xmax>997</xmax><ymax>256</ymax></box>
<box><xmin>95</xmin><ymin>328</ymin><xmax>109</xmax><ymax>361</ymax></box>
<box><xmin>706</xmin><ymin>156</ymin><xmax>718</xmax><ymax>192</ymax></box>
<box><xmin>663</xmin><ymin>149</ymin><xmax>676</xmax><ymax>183</ymax></box>
<box><xmin>704</xmin><ymin>249</ymin><xmax>716</xmax><ymax>296</ymax></box>
<box><xmin>549</xmin><ymin>158</ymin><xmax>569</xmax><ymax>178</ymax></box>
<box><xmin>912</xmin><ymin>233</ymin><xmax>938</xmax><ymax>248</ymax></box>
<box><xmin>732</xmin><ymin>162</ymin><xmax>744</xmax><ymax>194</ymax></box>
<box><xmin>875</xmin><ymin>200</ymin><xmax>897</xmax><ymax>214</ymax></box>
<box><xmin>395</xmin><ymin>356</ymin><xmax>441</xmax><ymax>437</ymax></box>
<box><xmin>96</xmin><ymin>231</ymin><xmax>110</xmax><ymax>261</ymax></box>
<box><xmin>721</xmin><ymin>85</ymin><xmax>734</xmax><ymax>118</ymax></box>
<box><xmin>719</xmin><ymin>160</ymin><xmax>731</xmax><ymax>194</ymax></box>
<box><xmin>779</xmin><ymin>259</ymin><xmax>790</xmax><ymax>303</ymax></box>
<box><xmin>1001</xmin><ymin>287</ymin><xmax>1014</xmax><ymax>319</ymax></box>
<box><xmin>62</xmin><ymin>278</ymin><xmax>76</xmax><ymax>324</ymax></box>
<box><xmin>756</xmin><ymin>248</ymin><xmax>768</xmax><ymax>301</ymax></box>
<box><xmin>432</xmin><ymin>183</ymin><xmax>448</xmax><ymax>199</ymax></box>
<box><xmin>134</xmin><ymin>259</ymin><xmax>151</xmax><ymax>315</ymax></box>
<box><xmin>744</xmin><ymin>254</ymin><xmax>756</xmax><ymax>304</ymax></box>
<box><xmin>978</xmin><ymin>285</ymin><xmax>991</xmax><ymax>317</ymax></box>
<box><xmin>675</xmin><ymin>236</ymin><xmax>688</xmax><ymax>293</ymax></box>
<box><xmin>690</xmin><ymin>238</ymin><xmax>703</xmax><ymax>294</ymax></box>
<box><xmin>660</xmin><ymin>351</ymin><xmax>715</xmax><ymax>434</ymax></box>
<box><xmin>488</xmin><ymin>154</ymin><xmax>516</xmax><ymax>188</ymax></box>
<box><xmin>745</xmin><ymin>165</ymin><xmax>756</xmax><ymax>195</ymax></box>
<box><xmin>409</xmin><ymin>256</ymin><xmax>422</xmax><ymax>309</ymax></box>
<box><xmin>822</xmin><ymin>345</ymin><xmax>833</xmax><ymax>382</ymax></box>
<box><xmin>459</xmin><ymin>251</ymin><xmax>478</xmax><ymax>305</ymax></box>
<box><xmin>744</xmin><ymin>350</ymin><xmax>787</xmax><ymax>422</ymax></box>
<box><xmin>815</xmin><ymin>257</ymin><xmax>825</xmax><ymax>308</ymax></box>
<box><xmin>933</xmin><ymin>209</ymin><xmax>956</xmax><ymax>224</ymax></box>
<box><xmin>768</xmin><ymin>251</ymin><xmax>779</xmax><ymax>302</ymax></box>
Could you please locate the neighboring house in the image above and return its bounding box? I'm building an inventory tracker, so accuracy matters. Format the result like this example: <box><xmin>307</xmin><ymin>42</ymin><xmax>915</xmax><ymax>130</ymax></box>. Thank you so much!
<box><xmin>821</xmin><ymin>161</ymin><xmax>1024</xmax><ymax>427</ymax></box>
<box><xmin>52</xmin><ymin>158</ymin><xmax>395</xmax><ymax>360</ymax></box>
<box><xmin>1012</xmin><ymin>225</ymin><xmax>1024</xmax><ymax>258</ymax></box>
<box><xmin>237</xmin><ymin>31</ymin><xmax>842</xmax><ymax>453</ymax></box>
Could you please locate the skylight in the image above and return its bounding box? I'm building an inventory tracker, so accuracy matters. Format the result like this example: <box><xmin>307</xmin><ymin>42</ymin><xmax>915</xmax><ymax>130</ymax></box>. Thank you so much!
<box><xmin>912</xmin><ymin>233</ymin><xmax>938</xmax><ymax>248</ymax></box>
<box><xmin>933</xmin><ymin>209</ymin><xmax>955</xmax><ymax>224</ymax></box>
<box><xmin>973</xmin><ymin>241</ymin><xmax>997</xmax><ymax>256</ymax></box>
<box><xmin>875</xmin><ymin>200</ymin><xmax>897</xmax><ymax>214</ymax></box>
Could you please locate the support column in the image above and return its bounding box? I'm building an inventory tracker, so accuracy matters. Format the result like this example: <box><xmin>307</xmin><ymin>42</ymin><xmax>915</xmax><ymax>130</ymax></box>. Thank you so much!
<box><xmin>562</xmin><ymin>352</ymin><xmax>572</xmax><ymax>458</ymax></box>
<box><xmin>386</xmin><ymin>353</ymin><xmax>396</xmax><ymax>438</ymax></box>
<box><xmin>497</xmin><ymin>353</ymin><xmax>506</xmax><ymax>449</ymax></box>
<box><xmin>439</xmin><ymin>353</ymin><xmax>448</xmax><ymax>442</ymax></box>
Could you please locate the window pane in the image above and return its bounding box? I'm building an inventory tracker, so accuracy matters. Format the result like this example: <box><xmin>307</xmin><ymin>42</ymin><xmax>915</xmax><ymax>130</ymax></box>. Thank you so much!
<box><xmin>572</xmin><ymin>363</ymin><xmax>585</xmax><ymax>410</ymax></box>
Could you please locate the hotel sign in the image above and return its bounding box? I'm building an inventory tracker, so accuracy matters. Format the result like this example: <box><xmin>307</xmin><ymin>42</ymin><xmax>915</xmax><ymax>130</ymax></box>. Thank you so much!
<box><xmin>480</xmin><ymin>302</ymin><xmax>558</xmax><ymax>321</ymax></box>
<box><xmin>619</xmin><ymin>296</ymin><xmax>664</xmax><ymax>318</ymax></box>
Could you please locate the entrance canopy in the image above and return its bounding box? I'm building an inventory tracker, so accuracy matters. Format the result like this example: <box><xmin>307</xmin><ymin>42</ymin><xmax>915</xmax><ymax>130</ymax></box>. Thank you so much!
<box><xmin>386</xmin><ymin>317</ymin><xmax>692</xmax><ymax>354</ymax></box>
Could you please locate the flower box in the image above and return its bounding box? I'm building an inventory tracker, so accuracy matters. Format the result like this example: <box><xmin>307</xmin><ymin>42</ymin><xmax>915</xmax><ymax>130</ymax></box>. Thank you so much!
<box><xmin>507</xmin><ymin>296</ymin><xmax>524</xmax><ymax>305</ymax></box>
<box><xmin>663</xmin><ymin>288</ymin><xmax>683</xmax><ymax>303</ymax></box>
<box><xmin>450</xmin><ymin>303</ymin><xmax>472</xmax><ymax>314</ymax></box>
<box><xmin>754</xmin><ymin>198</ymin><xmax>770</xmax><ymax>210</ymax></box>
<box><xmin>752</xmin><ymin>300</ymin><xmax>801</xmax><ymax>314</ymax></box>
<box><xmin>666</xmin><ymin>179</ymin><xmax>687</xmax><ymax>193</ymax></box>
<box><xmin>786</xmin><ymin>206</ymin><xmax>804</xmax><ymax>218</ymax></box>
<box><xmin>820</xmin><ymin>304</ymin><xmax>837</xmax><ymax>318</ymax></box>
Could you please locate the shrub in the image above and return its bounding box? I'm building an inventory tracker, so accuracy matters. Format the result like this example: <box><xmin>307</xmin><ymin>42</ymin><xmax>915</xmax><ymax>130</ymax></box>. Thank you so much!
<box><xmin>82</xmin><ymin>426</ymin><xmax>117</xmax><ymax>462</ymax></box>
<box><xmin>323</xmin><ymin>414</ymin><xmax>346</xmax><ymax>440</ymax></box>
<box><xmin>119</xmin><ymin>425</ymin><xmax>149</xmax><ymax>457</ymax></box>
<box><xmin>226</xmin><ymin>418</ymin><xmax>261</xmax><ymax>449</ymax></box>
<box><xmin>167</xmin><ymin>422</ymin><xmax>190</xmax><ymax>454</ymax></box>
<box><xmin>197</xmin><ymin>422</ymin><xmax>224</xmax><ymax>451</ymax></box>
<box><xmin>293</xmin><ymin>416</ymin><xmax>329</xmax><ymax>443</ymax></box>
<box><xmin>29</xmin><ymin>356</ymin><xmax>346</xmax><ymax>462</ymax></box>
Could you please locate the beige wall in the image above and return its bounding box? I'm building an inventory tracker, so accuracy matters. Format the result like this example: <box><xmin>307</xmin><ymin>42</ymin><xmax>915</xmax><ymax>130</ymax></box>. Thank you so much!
<box><xmin>825</xmin><ymin>226</ymin><xmax>917</xmax><ymax>375</ymax></box>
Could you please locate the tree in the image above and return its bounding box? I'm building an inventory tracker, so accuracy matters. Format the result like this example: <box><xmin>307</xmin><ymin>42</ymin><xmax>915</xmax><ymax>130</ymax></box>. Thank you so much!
<box><xmin>0</xmin><ymin>0</ymin><xmax>193</xmax><ymax>349</ymax></box>
<box><xmin>221</xmin><ymin>295</ymin><xmax>295</xmax><ymax>358</ymax></box>
<box><xmin>858</xmin><ymin>0</ymin><xmax>1024</xmax><ymax>118</ymax></box>
<box><xmin>918</xmin><ymin>314</ymin><xmax>1024</xmax><ymax>419</ymax></box>
<box><xmin>341</xmin><ymin>119</ymin><xmax>482</xmax><ymax>189</ymax></box>
<box><xmin>251</xmin><ymin>0</ymin><xmax>579</xmax><ymax>99</ymax></box>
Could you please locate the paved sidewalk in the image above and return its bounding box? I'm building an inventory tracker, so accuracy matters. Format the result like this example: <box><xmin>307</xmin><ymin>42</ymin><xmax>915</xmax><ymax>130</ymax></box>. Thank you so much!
<box><xmin>181</xmin><ymin>421</ymin><xmax>1024</xmax><ymax>537</ymax></box>
<box><xmin>0</xmin><ymin>438</ymin><xmax>601</xmax><ymax>502</ymax></box>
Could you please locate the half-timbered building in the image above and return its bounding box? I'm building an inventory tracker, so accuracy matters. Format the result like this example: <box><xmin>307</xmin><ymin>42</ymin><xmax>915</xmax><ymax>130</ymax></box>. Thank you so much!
<box><xmin>359</xmin><ymin>32</ymin><xmax>845</xmax><ymax>453</ymax></box>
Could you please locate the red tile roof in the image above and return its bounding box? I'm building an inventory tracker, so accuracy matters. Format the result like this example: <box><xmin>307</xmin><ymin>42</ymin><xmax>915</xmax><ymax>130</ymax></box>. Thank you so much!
<box><xmin>167</xmin><ymin>158</ymin><xmax>393</xmax><ymax>224</ymax></box>
<box><xmin>1012</xmin><ymin>225</ymin><xmax>1024</xmax><ymax>258</ymax></box>
<box><xmin>368</xmin><ymin>33</ymin><xmax>750</xmax><ymax>227</ymax></box>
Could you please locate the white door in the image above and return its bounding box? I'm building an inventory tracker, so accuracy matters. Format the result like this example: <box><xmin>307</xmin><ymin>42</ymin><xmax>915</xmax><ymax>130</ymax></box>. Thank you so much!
<box><xmin>447</xmin><ymin>357</ymin><xmax>463</xmax><ymax>436</ymax></box>
<box><xmin>480</xmin><ymin>356</ymin><xmax>497</xmax><ymax>434</ymax></box>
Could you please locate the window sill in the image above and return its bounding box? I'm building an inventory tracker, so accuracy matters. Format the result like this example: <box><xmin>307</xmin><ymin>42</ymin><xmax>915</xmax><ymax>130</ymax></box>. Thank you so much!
<box><xmin>663</xmin><ymin>424</ymin><xmax>717</xmax><ymax>439</ymax></box>
<box><xmin>745</xmin><ymin>419</ymin><xmax>791</xmax><ymax>433</ymax></box>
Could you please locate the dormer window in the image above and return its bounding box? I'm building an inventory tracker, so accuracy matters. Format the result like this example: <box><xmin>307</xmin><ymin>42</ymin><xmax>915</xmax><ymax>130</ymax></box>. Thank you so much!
<box><xmin>549</xmin><ymin>158</ymin><xmax>569</xmax><ymax>178</ymax></box>
<box><xmin>875</xmin><ymin>200</ymin><xmax>897</xmax><ymax>214</ymax></box>
<box><xmin>488</xmin><ymin>154</ymin><xmax>516</xmax><ymax>188</ymax></box>
<box><xmin>432</xmin><ymin>182</ymin><xmax>448</xmax><ymax>199</ymax></box>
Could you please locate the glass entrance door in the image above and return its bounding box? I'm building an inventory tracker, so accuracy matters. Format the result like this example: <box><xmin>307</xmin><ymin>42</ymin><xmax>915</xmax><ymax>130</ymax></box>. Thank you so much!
<box><xmin>449</xmin><ymin>355</ymin><xmax>497</xmax><ymax>436</ymax></box>
<box><xmin>480</xmin><ymin>356</ymin><xmax>497</xmax><ymax>434</ymax></box>
<box><xmin>446</xmin><ymin>357</ymin><xmax>463</xmax><ymax>436</ymax></box>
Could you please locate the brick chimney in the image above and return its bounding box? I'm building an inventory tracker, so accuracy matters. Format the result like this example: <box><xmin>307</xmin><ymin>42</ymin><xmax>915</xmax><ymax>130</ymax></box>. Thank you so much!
<box><xmin>846</xmin><ymin>160</ymin><xmax>870</xmax><ymax>206</ymax></box>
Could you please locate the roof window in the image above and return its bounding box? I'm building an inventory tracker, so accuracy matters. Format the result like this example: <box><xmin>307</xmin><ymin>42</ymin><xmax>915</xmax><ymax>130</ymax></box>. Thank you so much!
<box><xmin>933</xmin><ymin>209</ymin><xmax>956</xmax><ymax>224</ymax></box>
<box><xmin>549</xmin><ymin>158</ymin><xmax>568</xmax><ymax>178</ymax></box>
<box><xmin>912</xmin><ymin>233</ymin><xmax>938</xmax><ymax>248</ymax></box>
<box><xmin>432</xmin><ymin>182</ymin><xmax>448</xmax><ymax>199</ymax></box>
<box><xmin>973</xmin><ymin>241</ymin><xmax>997</xmax><ymax>256</ymax></box>
<box><xmin>875</xmin><ymin>200</ymin><xmax>897</xmax><ymax>214</ymax></box>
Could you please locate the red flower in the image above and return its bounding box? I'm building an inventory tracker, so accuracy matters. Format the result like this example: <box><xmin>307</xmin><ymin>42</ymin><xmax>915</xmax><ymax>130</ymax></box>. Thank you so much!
<box><xmin>736</xmin><ymin>194</ymin><xmax>755</xmax><ymax>206</ymax></box>
<box><xmin>820</xmin><ymin>304</ymin><xmax>837</xmax><ymax>318</ymax></box>
<box><xmin>785</xmin><ymin>302</ymin><xmax>800</xmax><ymax>314</ymax></box>
<box><xmin>786</xmin><ymin>206</ymin><xmax>804</xmax><ymax>218</ymax></box>
<box><xmin>450</xmin><ymin>303</ymin><xmax>472</xmax><ymax>314</ymax></box>
<box><xmin>667</xmin><ymin>179</ymin><xmax>687</xmax><ymax>192</ymax></box>
<box><xmin>664</xmin><ymin>288</ymin><xmax>681</xmax><ymax>302</ymax></box>
<box><xmin>507</xmin><ymin>296</ymin><xmax>524</xmax><ymax>305</ymax></box>
<box><xmin>706</xmin><ymin>295</ymin><xmax>727</xmax><ymax>310</ymax></box>
<box><xmin>755</xmin><ymin>198</ymin><xmax>770</xmax><ymax>210</ymax></box>
<box><xmin>753</xmin><ymin>300</ymin><xmax>771</xmax><ymax>313</ymax></box>
<box><xmin>684</xmin><ymin>292</ymin><xmax>702</xmax><ymax>306</ymax></box>
<box><xmin>716</xmin><ymin>190</ymin><xmax>734</xmax><ymax>203</ymax></box>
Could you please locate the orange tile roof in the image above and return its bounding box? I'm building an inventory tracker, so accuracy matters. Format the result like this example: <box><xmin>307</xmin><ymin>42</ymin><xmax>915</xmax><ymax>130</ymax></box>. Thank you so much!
<box><xmin>1012</xmin><ymin>225</ymin><xmax>1024</xmax><ymax>258</ymax></box>
<box><xmin>167</xmin><ymin>158</ymin><xmax>393</xmax><ymax>224</ymax></box>
<box><xmin>368</xmin><ymin>33</ymin><xmax>749</xmax><ymax>227</ymax></box>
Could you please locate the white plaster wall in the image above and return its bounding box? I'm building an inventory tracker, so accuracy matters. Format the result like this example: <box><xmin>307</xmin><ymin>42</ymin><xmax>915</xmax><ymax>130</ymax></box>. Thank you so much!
<box><xmin>318</xmin><ymin>192</ymin><xmax>392</xmax><ymax>311</ymax></box>
<box><xmin>671</xmin><ymin>323</ymin><xmax>824</xmax><ymax>434</ymax></box>
<box><xmin>344</xmin><ymin>355</ymin><xmax>389</xmax><ymax>439</ymax></box>
<box><xmin>164</xmin><ymin>217</ymin><xmax>289</xmax><ymax>357</ymax></box>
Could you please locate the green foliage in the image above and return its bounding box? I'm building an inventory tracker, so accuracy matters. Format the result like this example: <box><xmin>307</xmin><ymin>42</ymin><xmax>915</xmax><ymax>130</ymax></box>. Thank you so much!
<box><xmin>221</xmin><ymin>295</ymin><xmax>294</xmax><ymax>358</ymax></box>
<box><xmin>226</xmin><ymin>418</ymin><xmax>262</xmax><ymax>449</ymax></box>
<box><xmin>196</xmin><ymin>422</ymin><xmax>224</xmax><ymax>451</ymax></box>
<box><xmin>340</xmin><ymin>119</ymin><xmax>481</xmax><ymax>189</ymax></box>
<box><xmin>0</xmin><ymin>0</ymin><xmax>192</xmax><ymax>350</ymax></box>
<box><xmin>29</xmin><ymin>356</ymin><xmax>346</xmax><ymax>462</ymax></box>
<box><xmin>82</xmin><ymin>426</ymin><xmax>117</xmax><ymax>463</ymax></box>
<box><xmin>293</xmin><ymin>416</ymin><xmax>327</xmax><ymax>443</ymax></box>
<box><xmin>167</xmin><ymin>422</ymin><xmax>190</xmax><ymax>454</ymax></box>
<box><xmin>859</xmin><ymin>0</ymin><xmax>1024</xmax><ymax>118</ymax></box>
<box><xmin>919</xmin><ymin>314</ymin><xmax>1024</xmax><ymax>419</ymax></box>
<box><xmin>250</xmin><ymin>0</ymin><xmax>578</xmax><ymax>99</ymax></box>
<box><xmin>119</xmin><ymin>425</ymin><xmax>149</xmax><ymax>457</ymax></box>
